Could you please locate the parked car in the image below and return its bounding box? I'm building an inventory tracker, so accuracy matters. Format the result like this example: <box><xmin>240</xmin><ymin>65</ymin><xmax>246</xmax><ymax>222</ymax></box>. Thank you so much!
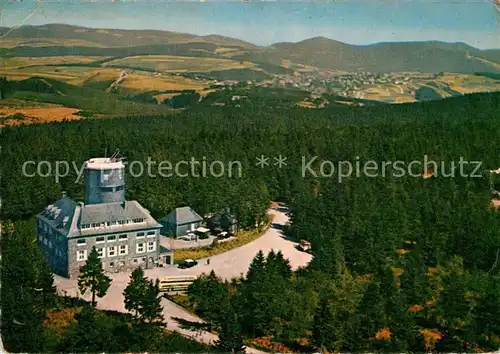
<box><xmin>178</xmin><ymin>259</ymin><xmax>198</xmax><ymax>269</ymax></box>
<box><xmin>198</xmin><ymin>232</ymin><xmax>210</xmax><ymax>240</ymax></box>
<box><xmin>217</xmin><ymin>231</ymin><xmax>230</xmax><ymax>239</ymax></box>
<box><xmin>179</xmin><ymin>233</ymin><xmax>196</xmax><ymax>241</ymax></box>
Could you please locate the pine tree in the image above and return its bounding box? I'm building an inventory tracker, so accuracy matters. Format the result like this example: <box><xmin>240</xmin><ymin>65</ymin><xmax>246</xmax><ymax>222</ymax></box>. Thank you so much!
<box><xmin>217</xmin><ymin>303</ymin><xmax>246</xmax><ymax>353</ymax></box>
<box><xmin>246</xmin><ymin>250</ymin><xmax>266</xmax><ymax>283</ymax></box>
<box><xmin>139</xmin><ymin>279</ymin><xmax>164</xmax><ymax>325</ymax></box>
<box><xmin>188</xmin><ymin>270</ymin><xmax>228</xmax><ymax>330</ymax></box>
<box><xmin>123</xmin><ymin>267</ymin><xmax>149</xmax><ymax>321</ymax></box>
<box><xmin>78</xmin><ymin>246</ymin><xmax>112</xmax><ymax>307</ymax></box>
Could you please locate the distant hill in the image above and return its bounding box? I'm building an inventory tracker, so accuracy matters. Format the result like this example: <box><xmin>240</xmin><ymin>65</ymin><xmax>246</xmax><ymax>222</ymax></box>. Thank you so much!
<box><xmin>0</xmin><ymin>24</ymin><xmax>258</xmax><ymax>49</ymax></box>
<box><xmin>1</xmin><ymin>24</ymin><xmax>500</xmax><ymax>74</ymax></box>
<box><xmin>251</xmin><ymin>38</ymin><xmax>500</xmax><ymax>74</ymax></box>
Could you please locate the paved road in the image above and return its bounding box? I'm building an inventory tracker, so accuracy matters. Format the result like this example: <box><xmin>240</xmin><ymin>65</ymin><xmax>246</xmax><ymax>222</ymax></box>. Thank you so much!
<box><xmin>54</xmin><ymin>209</ymin><xmax>312</xmax><ymax>352</ymax></box>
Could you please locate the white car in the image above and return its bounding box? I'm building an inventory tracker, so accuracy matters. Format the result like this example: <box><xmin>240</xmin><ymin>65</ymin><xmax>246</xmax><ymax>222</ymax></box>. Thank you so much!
<box><xmin>179</xmin><ymin>233</ymin><xmax>196</xmax><ymax>241</ymax></box>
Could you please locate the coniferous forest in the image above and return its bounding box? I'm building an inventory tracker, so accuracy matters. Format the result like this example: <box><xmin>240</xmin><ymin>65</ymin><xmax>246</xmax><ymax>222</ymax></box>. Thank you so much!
<box><xmin>2</xmin><ymin>91</ymin><xmax>500</xmax><ymax>352</ymax></box>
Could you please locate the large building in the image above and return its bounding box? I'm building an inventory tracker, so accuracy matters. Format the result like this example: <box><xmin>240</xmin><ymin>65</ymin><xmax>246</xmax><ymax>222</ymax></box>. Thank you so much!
<box><xmin>36</xmin><ymin>157</ymin><xmax>173</xmax><ymax>278</ymax></box>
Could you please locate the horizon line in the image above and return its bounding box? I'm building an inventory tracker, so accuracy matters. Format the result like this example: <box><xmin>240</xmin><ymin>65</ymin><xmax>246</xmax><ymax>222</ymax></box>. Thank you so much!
<box><xmin>2</xmin><ymin>22</ymin><xmax>499</xmax><ymax>51</ymax></box>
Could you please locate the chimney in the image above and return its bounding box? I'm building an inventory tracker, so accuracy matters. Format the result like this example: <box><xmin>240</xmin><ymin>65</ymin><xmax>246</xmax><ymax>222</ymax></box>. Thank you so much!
<box><xmin>62</xmin><ymin>191</ymin><xmax>67</xmax><ymax>199</ymax></box>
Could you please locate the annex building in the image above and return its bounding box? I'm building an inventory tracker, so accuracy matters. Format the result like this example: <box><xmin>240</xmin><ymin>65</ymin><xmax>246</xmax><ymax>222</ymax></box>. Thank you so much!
<box><xmin>36</xmin><ymin>156</ymin><xmax>173</xmax><ymax>278</ymax></box>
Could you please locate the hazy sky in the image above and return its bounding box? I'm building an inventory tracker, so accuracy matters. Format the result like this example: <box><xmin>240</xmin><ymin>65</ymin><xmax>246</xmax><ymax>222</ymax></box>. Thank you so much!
<box><xmin>2</xmin><ymin>0</ymin><xmax>500</xmax><ymax>49</ymax></box>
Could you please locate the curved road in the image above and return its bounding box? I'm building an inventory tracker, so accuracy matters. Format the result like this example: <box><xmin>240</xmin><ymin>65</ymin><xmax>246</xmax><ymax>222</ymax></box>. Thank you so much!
<box><xmin>54</xmin><ymin>209</ymin><xmax>312</xmax><ymax>351</ymax></box>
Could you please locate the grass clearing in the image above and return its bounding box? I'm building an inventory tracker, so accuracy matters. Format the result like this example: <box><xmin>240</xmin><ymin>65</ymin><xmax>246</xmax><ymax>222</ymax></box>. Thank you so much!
<box><xmin>2</xmin><ymin>66</ymin><xmax>122</xmax><ymax>86</ymax></box>
<box><xmin>3</xmin><ymin>65</ymin><xmax>211</xmax><ymax>93</ymax></box>
<box><xmin>104</xmin><ymin>55</ymin><xmax>256</xmax><ymax>73</ymax></box>
<box><xmin>0</xmin><ymin>106</ymin><xmax>83</xmax><ymax>126</ymax></box>
<box><xmin>173</xmin><ymin>217</ymin><xmax>273</xmax><ymax>262</ymax></box>
<box><xmin>119</xmin><ymin>73</ymin><xmax>210</xmax><ymax>92</ymax></box>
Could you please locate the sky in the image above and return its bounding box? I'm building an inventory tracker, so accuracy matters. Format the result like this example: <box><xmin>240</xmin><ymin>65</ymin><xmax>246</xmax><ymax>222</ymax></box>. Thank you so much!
<box><xmin>1</xmin><ymin>0</ymin><xmax>500</xmax><ymax>49</ymax></box>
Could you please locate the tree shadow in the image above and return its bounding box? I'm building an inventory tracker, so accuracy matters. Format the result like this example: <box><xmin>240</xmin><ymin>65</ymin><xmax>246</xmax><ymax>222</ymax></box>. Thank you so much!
<box><xmin>171</xmin><ymin>317</ymin><xmax>212</xmax><ymax>332</ymax></box>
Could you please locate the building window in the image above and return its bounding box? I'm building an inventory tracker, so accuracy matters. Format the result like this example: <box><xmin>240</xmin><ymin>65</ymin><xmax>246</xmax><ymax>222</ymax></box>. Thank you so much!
<box><xmin>136</xmin><ymin>232</ymin><xmax>145</xmax><ymax>238</ymax></box>
<box><xmin>141</xmin><ymin>257</ymin><xmax>146</xmax><ymax>263</ymax></box>
<box><xmin>77</xmin><ymin>250</ymin><xmax>87</xmax><ymax>261</ymax></box>
<box><xmin>147</xmin><ymin>231</ymin><xmax>156</xmax><ymax>237</ymax></box>
<box><xmin>96</xmin><ymin>236</ymin><xmax>105</xmax><ymax>243</ymax></box>
<box><xmin>147</xmin><ymin>241</ymin><xmax>156</xmax><ymax>252</ymax></box>
<box><xmin>136</xmin><ymin>242</ymin><xmax>145</xmax><ymax>253</ymax></box>
<box><xmin>119</xmin><ymin>244</ymin><xmax>128</xmax><ymax>255</ymax></box>
<box><xmin>77</xmin><ymin>238</ymin><xmax>86</xmax><ymax>246</ymax></box>
<box><xmin>119</xmin><ymin>234</ymin><xmax>128</xmax><ymax>241</ymax></box>
<box><xmin>44</xmin><ymin>238</ymin><xmax>48</xmax><ymax>246</ymax></box>
<box><xmin>109</xmin><ymin>261</ymin><xmax>115</xmax><ymax>267</ymax></box>
<box><xmin>107</xmin><ymin>246</ymin><xmax>117</xmax><ymax>257</ymax></box>
<box><xmin>107</xmin><ymin>235</ymin><xmax>116</xmax><ymax>242</ymax></box>
<box><xmin>97</xmin><ymin>247</ymin><xmax>104</xmax><ymax>258</ymax></box>
<box><xmin>48</xmin><ymin>241</ymin><xmax>53</xmax><ymax>249</ymax></box>
<box><xmin>133</xmin><ymin>218</ymin><xmax>144</xmax><ymax>223</ymax></box>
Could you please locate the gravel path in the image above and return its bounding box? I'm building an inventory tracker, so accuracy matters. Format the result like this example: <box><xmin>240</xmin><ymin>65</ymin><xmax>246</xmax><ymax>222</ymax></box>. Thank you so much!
<box><xmin>54</xmin><ymin>209</ymin><xmax>312</xmax><ymax>352</ymax></box>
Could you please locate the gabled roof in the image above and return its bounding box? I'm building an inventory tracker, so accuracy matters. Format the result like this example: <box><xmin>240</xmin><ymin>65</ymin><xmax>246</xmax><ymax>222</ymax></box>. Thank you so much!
<box><xmin>159</xmin><ymin>206</ymin><xmax>202</xmax><ymax>226</ymax></box>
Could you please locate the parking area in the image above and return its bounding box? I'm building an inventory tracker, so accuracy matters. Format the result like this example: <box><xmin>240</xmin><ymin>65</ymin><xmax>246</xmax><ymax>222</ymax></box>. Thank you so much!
<box><xmin>160</xmin><ymin>235</ymin><xmax>217</xmax><ymax>250</ymax></box>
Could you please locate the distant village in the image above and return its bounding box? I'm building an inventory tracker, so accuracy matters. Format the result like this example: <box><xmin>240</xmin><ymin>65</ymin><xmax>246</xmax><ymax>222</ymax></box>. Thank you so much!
<box><xmin>183</xmin><ymin>70</ymin><xmax>441</xmax><ymax>104</ymax></box>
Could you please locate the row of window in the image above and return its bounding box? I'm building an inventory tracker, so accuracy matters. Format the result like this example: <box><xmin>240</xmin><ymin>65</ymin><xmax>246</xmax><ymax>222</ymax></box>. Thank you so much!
<box><xmin>76</xmin><ymin>241</ymin><xmax>156</xmax><ymax>261</ymax></box>
<box><xmin>76</xmin><ymin>231</ymin><xmax>156</xmax><ymax>246</ymax></box>
<box><xmin>80</xmin><ymin>218</ymin><xmax>145</xmax><ymax>230</ymax></box>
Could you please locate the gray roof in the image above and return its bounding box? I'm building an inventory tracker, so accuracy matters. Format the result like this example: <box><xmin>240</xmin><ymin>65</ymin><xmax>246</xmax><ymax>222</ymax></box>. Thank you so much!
<box><xmin>37</xmin><ymin>198</ymin><xmax>161</xmax><ymax>238</ymax></box>
<box><xmin>36</xmin><ymin>197</ymin><xmax>78</xmax><ymax>236</ymax></box>
<box><xmin>159</xmin><ymin>206</ymin><xmax>202</xmax><ymax>226</ymax></box>
<box><xmin>80</xmin><ymin>201</ymin><xmax>147</xmax><ymax>224</ymax></box>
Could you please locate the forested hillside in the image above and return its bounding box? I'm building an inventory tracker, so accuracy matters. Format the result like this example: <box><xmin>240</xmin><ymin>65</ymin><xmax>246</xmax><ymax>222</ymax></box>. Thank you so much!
<box><xmin>2</xmin><ymin>92</ymin><xmax>500</xmax><ymax>351</ymax></box>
